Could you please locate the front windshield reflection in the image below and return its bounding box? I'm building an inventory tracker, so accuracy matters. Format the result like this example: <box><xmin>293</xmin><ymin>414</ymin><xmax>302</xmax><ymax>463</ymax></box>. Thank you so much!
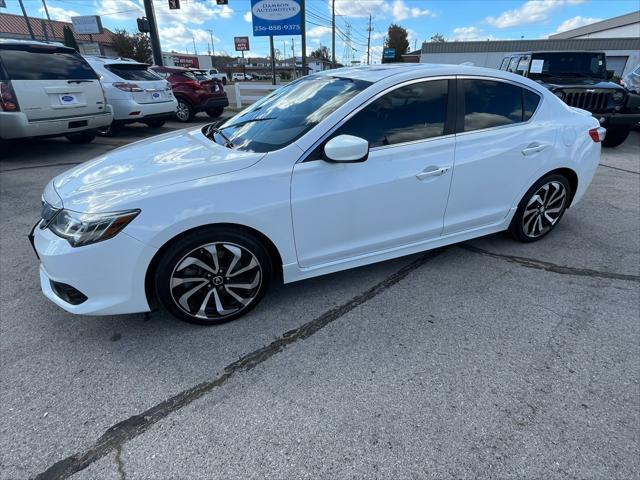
<box><xmin>215</xmin><ymin>76</ymin><xmax>371</xmax><ymax>153</ymax></box>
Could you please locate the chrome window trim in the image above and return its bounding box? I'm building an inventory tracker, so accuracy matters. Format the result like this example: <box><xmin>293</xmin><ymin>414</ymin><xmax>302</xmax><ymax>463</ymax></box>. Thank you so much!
<box><xmin>455</xmin><ymin>74</ymin><xmax>544</xmax><ymax>138</ymax></box>
<box><xmin>297</xmin><ymin>75</ymin><xmax>455</xmax><ymax>163</ymax></box>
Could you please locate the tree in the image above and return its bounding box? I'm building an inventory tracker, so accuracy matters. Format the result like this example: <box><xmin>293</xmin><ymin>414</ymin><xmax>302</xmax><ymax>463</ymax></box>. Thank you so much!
<box><xmin>112</xmin><ymin>29</ymin><xmax>153</xmax><ymax>64</ymax></box>
<box><xmin>310</xmin><ymin>46</ymin><xmax>330</xmax><ymax>60</ymax></box>
<box><xmin>63</xmin><ymin>25</ymin><xmax>79</xmax><ymax>52</ymax></box>
<box><xmin>382</xmin><ymin>24</ymin><xmax>409</xmax><ymax>63</ymax></box>
<box><xmin>430</xmin><ymin>33</ymin><xmax>446</xmax><ymax>43</ymax></box>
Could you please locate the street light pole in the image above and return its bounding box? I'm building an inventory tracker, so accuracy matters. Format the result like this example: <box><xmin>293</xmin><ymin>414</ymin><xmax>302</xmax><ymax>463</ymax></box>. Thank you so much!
<box><xmin>18</xmin><ymin>0</ymin><xmax>35</xmax><ymax>40</ymax></box>
<box><xmin>142</xmin><ymin>0</ymin><xmax>163</xmax><ymax>66</ymax></box>
<box><xmin>331</xmin><ymin>0</ymin><xmax>335</xmax><ymax>67</ymax></box>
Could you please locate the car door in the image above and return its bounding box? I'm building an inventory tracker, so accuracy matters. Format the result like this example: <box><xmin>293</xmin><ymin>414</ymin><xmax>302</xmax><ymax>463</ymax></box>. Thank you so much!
<box><xmin>443</xmin><ymin>77</ymin><xmax>552</xmax><ymax>235</ymax></box>
<box><xmin>291</xmin><ymin>78</ymin><xmax>455</xmax><ymax>268</ymax></box>
<box><xmin>0</xmin><ymin>43</ymin><xmax>104</xmax><ymax>121</ymax></box>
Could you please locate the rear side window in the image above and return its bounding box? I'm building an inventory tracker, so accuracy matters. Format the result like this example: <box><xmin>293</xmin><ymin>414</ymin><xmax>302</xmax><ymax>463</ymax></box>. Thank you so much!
<box><xmin>499</xmin><ymin>58</ymin><xmax>510</xmax><ymax>70</ymax></box>
<box><xmin>462</xmin><ymin>79</ymin><xmax>540</xmax><ymax>132</ymax></box>
<box><xmin>334</xmin><ymin>79</ymin><xmax>449</xmax><ymax>147</ymax></box>
<box><xmin>507</xmin><ymin>57</ymin><xmax>520</xmax><ymax>73</ymax></box>
<box><xmin>0</xmin><ymin>46</ymin><xmax>98</xmax><ymax>80</ymax></box>
<box><xmin>105</xmin><ymin>64</ymin><xmax>160</xmax><ymax>81</ymax></box>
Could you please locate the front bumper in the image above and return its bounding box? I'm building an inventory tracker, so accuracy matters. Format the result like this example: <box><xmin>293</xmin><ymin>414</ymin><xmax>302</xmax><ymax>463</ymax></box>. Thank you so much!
<box><xmin>34</xmin><ymin>226</ymin><xmax>157</xmax><ymax>316</ymax></box>
<box><xmin>0</xmin><ymin>108</ymin><xmax>113</xmax><ymax>140</ymax></box>
<box><xmin>110</xmin><ymin>97</ymin><xmax>178</xmax><ymax>122</ymax></box>
<box><xmin>197</xmin><ymin>96</ymin><xmax>229</xmax><ymax>112</ymax></box>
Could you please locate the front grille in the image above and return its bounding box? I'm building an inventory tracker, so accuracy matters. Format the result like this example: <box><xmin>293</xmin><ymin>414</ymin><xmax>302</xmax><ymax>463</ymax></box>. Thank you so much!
<box><xmin>563</xmin><ymin>90</ymin><xmax>611</xmax><ymax>113</ymax></box>
<box><xmin>50</xmin><ymin>280</ymin><xmax>88</xmax><ymax>305</ymax></box>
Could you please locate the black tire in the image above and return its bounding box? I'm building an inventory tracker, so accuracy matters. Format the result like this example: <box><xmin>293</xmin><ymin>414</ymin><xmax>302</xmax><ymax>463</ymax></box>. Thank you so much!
<box><xmin>66</xmin><ymin>131</ymin><xmax>96</xmax><ymax>144</ymax></box>
<box><xmin>602</xmin><ymin>127</ymin><xmax>631</xmax><ymax>148</ymax></box>
<box><xmin>98</xmin><ymin>121</ymin><xmax>123</xmax><ymax>137</ymax></box>
<box><xmin>205</xmin><ymin>107</ymin><xmax>224</xmax><ymax>118</ymax></box>
<box><xmin>509</xmin><ymin>174</ymin><xmax>571</xmax><ymax>243</ymax></box>
<box><xmin>155</xmin><ymin>227</ymin><xmax>273</xmax><ymax>325</ymax></box>
<box><xmin>222</xmin><ymin>77</ymin><xmax>227</xmax><ymax>85</ymax></box>
<box><xmin>175</xmin><ymin>98</ymin><xmax>195</xmax><ymax>122</ymax></box>
<box><xmin>144</xmin><ymin>119</ymin><xmax>166</xmax><ymax>128</ymax></box>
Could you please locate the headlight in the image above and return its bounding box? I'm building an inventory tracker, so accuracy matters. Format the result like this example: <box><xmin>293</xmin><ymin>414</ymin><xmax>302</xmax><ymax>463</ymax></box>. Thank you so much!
<box><xmin>553</xmin><ymin>90</ymin><xmax>565</xmax><ymax>100</ymax></box>
<box><xmin>47</xmin><ymin>209</ymin><xmax>140</xmax><ymax>247</ymax></box>
<box><xmin>611</xmin><ymin>91</ymin><xmax>625</xmax><ymax>104</ymax></box>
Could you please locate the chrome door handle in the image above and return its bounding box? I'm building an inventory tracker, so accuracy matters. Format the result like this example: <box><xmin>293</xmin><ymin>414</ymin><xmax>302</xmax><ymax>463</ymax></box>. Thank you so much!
<box><xmin>522</xmin><ymin>143</ymin><xmax>547</xmax><ymax>156</ymax></box>
<box><xmin>416</xmin><ymin>166</ymin><xmax>449</xmax><ymax>181</ymax></box>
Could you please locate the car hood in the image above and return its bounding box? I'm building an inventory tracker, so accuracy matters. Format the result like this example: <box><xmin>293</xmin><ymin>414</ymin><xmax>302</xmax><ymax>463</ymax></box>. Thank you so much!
<box><xmin>535</xmin><ymin>78</ymin><xmax>624</xmax><ymax>90</ymax></box>
<box><xmin>52</xmin><ymin>127</ymin><xmax>266</xmax><ymax>213</ymax></box>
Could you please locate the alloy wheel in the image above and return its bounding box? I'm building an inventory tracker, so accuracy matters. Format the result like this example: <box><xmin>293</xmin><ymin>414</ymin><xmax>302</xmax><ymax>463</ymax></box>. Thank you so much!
<box><xmin>176</xmin><ymin>102</ymin><xmax>190</xmax><ymax>122</ymax></box>
<box><xmin>522</xmin><ymin>181</ymin><xmax>567</xmax><ymax>238</ymax></box>
<box><xmin>169</xmin><ymin>242</ymin><xmax>262</xmax><ymax>320</ymax></box>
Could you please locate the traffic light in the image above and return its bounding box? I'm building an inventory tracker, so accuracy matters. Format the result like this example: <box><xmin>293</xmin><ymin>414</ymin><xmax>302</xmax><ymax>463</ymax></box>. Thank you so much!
<box><xmin>216</xmin><ymin>0</ymin><xmax>228</xmax><ymax>5</ymax></box>
<box><xmin>168</xmin><ymin>0</ymin><xmax>180</xmax><ymax>9</ymax></box>
<box><xmin>137</xmin><ymin>17</ymin><xmax>150</xmax><ymax>33</ymax></box>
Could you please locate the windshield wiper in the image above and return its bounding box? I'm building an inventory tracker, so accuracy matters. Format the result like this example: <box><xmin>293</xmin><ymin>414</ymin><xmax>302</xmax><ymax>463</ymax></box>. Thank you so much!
<box><xmin>205</xmin><ymin>124</ymin><xmax>234</xmax><ymax>148</ymax></box>
<box><xmin>220</xmin><ymin>117</ymin><xmax>277</xmax><ymax>130</ymax></box>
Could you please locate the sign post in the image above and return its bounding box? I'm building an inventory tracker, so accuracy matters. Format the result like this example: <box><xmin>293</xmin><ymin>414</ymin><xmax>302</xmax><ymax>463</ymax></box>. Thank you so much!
<box><xmin>234</xmin><ymin>36</ymin><xmax>250</xmax><ymax>80</ymax></box>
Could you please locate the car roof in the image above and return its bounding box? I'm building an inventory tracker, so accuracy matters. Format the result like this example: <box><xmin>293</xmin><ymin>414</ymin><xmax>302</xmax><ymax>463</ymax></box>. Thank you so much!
<box><xmin>0</xmin><ymin>38</ymin><xmax>66</xmax><ymax>48</ymax></box>
<box><xmin>313</xmin><ymin>63</ymin><xmax>530</xmax><ymax>83</ymax></box>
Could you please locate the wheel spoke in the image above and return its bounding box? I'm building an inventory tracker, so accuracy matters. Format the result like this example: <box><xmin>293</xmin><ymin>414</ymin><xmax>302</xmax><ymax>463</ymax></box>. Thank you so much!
<box><xmin>171</xmin><ymin>276</ymin><xmax>207</xmax><ymax>287</ymax></box>
<box><xmin>226</xmin><ymin>271</ymin><xmax>261</xmax><ymax>290</ymax></box>
<box><xmin>177</xmin><ymin>256</ymin><xmax>216</xmax><ymax>275</ymax></box>
<box><xmin>177</xmin><ymin>280</ymin><xmax>208</xmax><ymax>311</ymax></box>
<box><xmin>223</xmin><ymin>244</ymin><xmax>242</xmax><ymax>276</ymax></box>
<box><xmin>539</xmin><ymin>184</ymin><xmax>550</xmax><ymax>204</ymax></box>
<box><xmin>213</xmin><ymin>288</ymin><xmax>237</xmax><ymax>315</ymax></box>
<box><xmin>224</xmin><ymin>285</ymin><xmax>251</xmax><ymax>305</ymax></box>
<box><xmin>546</xmin><ymin>206</ymin><xmax>563</xmax><ymax>214</ymax></box>
<box><xmin>523</xmin><ymin>212</ymin><xmax>538</xmax><ymax>234</ymax></box>
<box><xmin>203</xmin><ymin>244</ymin><xmax>220</xmax><ymax>273</ymax></box>
<box><xmin>227</xmin><ymin>257</ymin><xmax>258</xmax><ymax>278</ymax></box>
<box><xmin>544</xmin><ymin>212</ymin><xmax>556</xmax><ymax>224</ymax></box>
<box><xmin>197</xmin><ymin>289</ymin><xmax>215</xmax><ymax>317</ymax></box>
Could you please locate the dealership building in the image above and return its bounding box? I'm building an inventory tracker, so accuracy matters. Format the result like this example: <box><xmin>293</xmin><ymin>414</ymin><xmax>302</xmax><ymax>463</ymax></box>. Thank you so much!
<box><xmin>406</xmin><ymin>10</ymin><xmax>640</xmax><ymax>76</ymax></box>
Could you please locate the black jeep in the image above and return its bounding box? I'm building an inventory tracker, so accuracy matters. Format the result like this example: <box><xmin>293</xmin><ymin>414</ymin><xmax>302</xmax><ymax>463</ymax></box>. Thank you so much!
<box><xmin>499</xmin><ymin>51</ymin><xmax>640</xmax><ymax>147</ymax></box>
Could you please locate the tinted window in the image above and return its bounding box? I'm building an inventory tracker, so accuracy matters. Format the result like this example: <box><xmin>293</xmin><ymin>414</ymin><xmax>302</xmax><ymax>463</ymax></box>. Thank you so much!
<box><xmin>105</xmin><ymin>64</ymin><xmax>160</xmax><ymax>81</ymax></box>
<box><xmin>507</xmin><ymin>57</ymin><xmax>520</xmax><ymax>73</ymax></box>
<box><xmin>333</xmin><ymin>80</ymin><xmax>448</xmax><ymax>147</ymax></box>
<box><xmin>216</xmin><ymin>76</ymin><xmax>371</xmax><ymax>152</ymax></box>
<box><xmin>0</xmin><ymin>45</ymin><xmax>98</xmax><ymax>80</ymax></box>
<box><xmin>499</xmin><ymin>58</ymin><xmax>510</xmax><ymax>70</ymax></box>
<box><xmin>524</xmin><ymin>89</ymin><xmax>541</xmax><ymax>121</ymax></box>
<box><xmin>463</xmin><ymin>79</ymin><xmax>522</xmax><ymax>132</ymax></box>
<box><xmin>529</xmin><ymin>52</ymin><xmax>606</xmax><ymax>79</ymax></box>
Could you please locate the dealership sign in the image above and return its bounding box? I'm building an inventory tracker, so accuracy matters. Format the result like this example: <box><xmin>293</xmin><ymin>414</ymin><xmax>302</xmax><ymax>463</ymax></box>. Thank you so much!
<box><xmin>71</xmin><ymin>16</ymin><xmax>103</xmax><ymax>35</ymax></box>
<box><xmin>383</xmin><ymin>48</ymin><xmax>396</xmax><ymax>59</ymax></box>
<box><xmin>234</xmin><ymin>36</ymin><xmax>250</xmax><ymax>51</ymax></box>
<box><xmin>250</xmin><ymin>0</ymin><xmax>301</xmax><ymax>37</ymax></box>
<box><xmin>172</xmin><ymin>55</ymin><xmax>199</xmax><ymax>68</ymax></box>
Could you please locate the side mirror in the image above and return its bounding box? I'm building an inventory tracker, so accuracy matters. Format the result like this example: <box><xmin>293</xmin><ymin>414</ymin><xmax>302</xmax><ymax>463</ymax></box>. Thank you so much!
<box><xmin>323</xmin><ymin>135</ymin><xmax>369</xmax><ymax>163</ymax></box>
<box><xmin>606</xmin><ymin>70</ymin><xmax>615</xmax><ymax>80</ymax></box>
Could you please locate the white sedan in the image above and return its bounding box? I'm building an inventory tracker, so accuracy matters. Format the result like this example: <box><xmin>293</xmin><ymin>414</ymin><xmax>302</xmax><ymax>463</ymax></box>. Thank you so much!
<box><xmin>32</xmin><ymin>64</ymin><xmax>604</xmax><ymax>325</ymax></box>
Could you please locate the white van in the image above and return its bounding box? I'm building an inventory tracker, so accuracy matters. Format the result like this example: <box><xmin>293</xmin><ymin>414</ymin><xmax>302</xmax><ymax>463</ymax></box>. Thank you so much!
<box><xmin>85</xmin><ymin>56</ymin><xmax>177</xmax><ymax>135</ymax></box>
<box><xmin>0</xmin><ymin>40</ymin><xmax>112</xmax><ymax>144</ymax></box>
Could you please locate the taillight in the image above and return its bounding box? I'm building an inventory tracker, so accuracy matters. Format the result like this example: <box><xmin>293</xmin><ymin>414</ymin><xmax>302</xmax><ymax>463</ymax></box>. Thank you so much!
<box><xmin>589</xmin><ymin>127</ymin><xmax>606</xmax><ymax>143</ymax></box>
<box><xmin>0</xmin><ymin>81</ymin><xmax>20</xmax><ymax>112</ymax></box>
<box><xmin>113</xmin><ymin>82</ymin><xmax>143</xmax><ymax>92</ymax></box>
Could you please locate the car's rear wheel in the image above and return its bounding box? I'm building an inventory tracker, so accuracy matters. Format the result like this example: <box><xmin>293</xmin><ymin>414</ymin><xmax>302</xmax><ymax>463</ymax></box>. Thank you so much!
<box><xmin>206</xmin><ymin>107</ymin><xmax>224</xmax><ymax>118</ymax></box>
<box><xmin>144</xmin><ymin>119</ymin><xmax>166</xmax><ymax>128</ymax></box>
<box><xmin>66</xmin><ymin>131</ymin><xmax>96</xmax><ymax>144</ymax></box>
<box><xmin>222</xmin><ymin>77</ymin><xmax>227</xmax><ymax>85</ymax></box>
<box><xmin>175</xmin><ymin>99</ymin><xmax>194</xmax><ymax>122</ymax></box>
<box><xmin>602</xmin><ymin>127</ymin><xmax>631</xmax><ymax>148</ymax></box>
<box><xmin>155</xmin><ymin>228</ymin><xmax>272</xmax><ymax>325</ymax></box>
<box><xmin>509</xmin><ymin>174</ymin><xmax>571</xmax><ymax>242</ymax></box>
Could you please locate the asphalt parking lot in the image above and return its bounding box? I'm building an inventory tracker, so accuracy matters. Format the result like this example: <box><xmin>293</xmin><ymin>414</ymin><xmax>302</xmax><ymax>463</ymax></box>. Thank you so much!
<box><xmin>1</xmin><ymin>123</ymin><xmax>638</xmax><ymax>479</ymax></box>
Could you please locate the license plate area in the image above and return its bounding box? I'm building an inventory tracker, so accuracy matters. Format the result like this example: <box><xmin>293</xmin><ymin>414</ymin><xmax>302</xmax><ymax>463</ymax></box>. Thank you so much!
<box><xmin>68</xmin><ymin>120</ymin><xmax>88</xmax><ymax>129</ymax></box>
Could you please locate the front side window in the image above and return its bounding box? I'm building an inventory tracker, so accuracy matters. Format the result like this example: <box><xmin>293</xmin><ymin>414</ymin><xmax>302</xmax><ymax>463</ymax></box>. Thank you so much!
<box><xmin>333</xmin><ymin>79</ymin><xmax>449</xmax><ymax>147</ymax></box>
<box><xmin>0</xmin><ymin>45</ymin><xmax>98</xmax><ymax>80</ymax></box>
<box><xmin>463</xmin><ymin>79</ymin><xmax>539</xmax><ymax>132</ymax></box>
<box><xmin>215</xmin><ymin>76</ymin><xmax>371</xmax><ymax>152</ymax></box>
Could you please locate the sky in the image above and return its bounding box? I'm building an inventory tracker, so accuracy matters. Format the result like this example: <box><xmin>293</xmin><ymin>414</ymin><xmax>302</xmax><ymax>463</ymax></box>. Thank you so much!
<box><xmin>3</xmin><ymin>0</ymin><xmax>638</xmax><ymax>63</ymax></box>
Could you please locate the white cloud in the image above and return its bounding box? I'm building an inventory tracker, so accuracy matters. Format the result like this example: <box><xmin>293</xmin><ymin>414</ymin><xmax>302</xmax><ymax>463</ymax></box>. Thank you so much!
<box><xmin>486</xmin><ymin>0</ymin><xmax>586</xmax><ymax>28</ymax></box>
<box><xmin>307</xmin><ymin>25</ymin><xmax>332</xmax><ymax>39</ymax></box>
<box><xmin>155</xmin><ymin>2</ymin><xmax>233</xmax><ymax>26</ymax></box>
<box><xmin>39</xmin><ymin>5</ymin><xmax>80</xmax><ymax>22</ymax></box>
<box><xmin>159</xmin><ymin>23</ymin><xmax>220</xmax><ymax>52</ymax></box>
<box><xmin>451</xmin><ymin>26</ymin><xmax>484</xmax><ymax>41</ymax></box>
<box><xmin>391</xmin><ymin>0</ymin><xmax>433</xmax><ymax>21</ymax></box>
<box><xmin>333</xmin><ymin>0</ymin><xmax>388</xmax><ymax>18</ymax></box>
<box><xmin>553</xmin><ymin>15</ymin><xmax>602</xmax><ymax>33</ymax></box>
<box><xmin>243</xmin><ymin>11</ymin><xmax>252</xmax><ymax>22</ymax></box>
<box><xmin>98</xmin><ymin>0</ymin><xmax>144</xmax><ymax>20</ymax></box>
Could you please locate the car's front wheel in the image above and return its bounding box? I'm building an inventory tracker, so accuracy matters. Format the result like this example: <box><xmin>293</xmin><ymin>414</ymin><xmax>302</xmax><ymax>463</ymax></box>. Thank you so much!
<box><xmin>175</xmin><ymin>99</ymin><xmax>194</xmax><ymax>122</ymax></box>
<box><xmin>602</xmin><ymin>127</ymin><xmax>631</xmax><ymax>148</ymax></box>
<box><xmin>509</xmin><ymin>174</ymin><xmax>571</xmax><ymax>242</ymax></box>
<box><xmin>155</xmin><ymin>228</ymin><xmax>272</xmax><ymax>325</ymax></box>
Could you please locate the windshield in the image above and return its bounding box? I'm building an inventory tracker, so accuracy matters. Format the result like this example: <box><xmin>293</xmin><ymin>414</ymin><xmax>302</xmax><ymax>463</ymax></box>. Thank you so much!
<box><xmin>213</xmin><ymin>75</ymin><xmax>371</xmax><ymax>152</ymax></box>
<box><xmin>529</xmin><ymin>52</ymin><xmax>606</xmax><ymax>79</ymax></box>
<box><xmin>105</xmin><ymin>64</ymin><xmax>160</xmax><ymax>81</ymax></box>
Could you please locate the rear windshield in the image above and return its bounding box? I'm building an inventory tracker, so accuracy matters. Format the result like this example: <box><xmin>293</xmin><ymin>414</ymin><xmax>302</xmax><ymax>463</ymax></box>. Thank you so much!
<box><xmin>0</xmin><ymin>45</ymin><xmax>98</xmax><ymax>80</ymax></box>
<box><xmin>105</xmin><ymin>63</ymin><xmax>160</xmax><ymax>81</ymax></box>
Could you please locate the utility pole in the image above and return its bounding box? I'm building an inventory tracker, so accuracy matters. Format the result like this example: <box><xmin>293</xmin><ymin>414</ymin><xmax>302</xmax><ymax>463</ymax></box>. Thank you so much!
<box><xmin>18</xmin><ymin>0</ymin><xmax>35</xmax><ymax>40</ymax></box>
<box><xmin>331</xmin><ymin>0</ymin><xmax>335</xmax><ymax>67</ymax></box>
<box><xmin>300</xmin><ymin>0</ymin><xmax>306</xmax><ymax>76</ymax></box>
<box><xmin>192</xmin><ymin>36</ymin><xmax>197</xmax><ymax>55</ymax></box>
<box><xmin>208</xmin><ymin>29</ymin><xmax>215</xmax><ymax>56</ymax></box>
<box><xmin>366</xmin><ymin>14</ymin><xmax>372</xmax><ymax>65</ymax></box>
<box><xmin>143</xmin><ymin>0</ymin><xmax>163</xmax><ymax>66</ymax></box>
<box><xmin>291</xmin><ymin>38</ymin><xmax>295</xmax><ymax>79</ymax></box>
<box><xmin>269</xmin><ymin>36</ymin><xmax>276</xmax><ymax>85</ymax></box>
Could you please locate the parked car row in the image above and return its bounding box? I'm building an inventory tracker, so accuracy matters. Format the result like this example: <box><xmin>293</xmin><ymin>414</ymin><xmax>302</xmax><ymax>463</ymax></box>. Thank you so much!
<box><xmin>0</xmin><ymin>39</ymin><xmax>229</xmax><ymax>146</ymax></box>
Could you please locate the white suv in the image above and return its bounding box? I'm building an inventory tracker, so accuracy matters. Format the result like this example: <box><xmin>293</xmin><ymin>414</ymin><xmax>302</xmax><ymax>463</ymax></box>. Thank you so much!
<box><xmin>85</xmin><ymin>56</ymin><xmax>177</xmax><ymax>135</ymax></box>
<box><xmin>232</xmin><ymin>72</ymin><xmax>252</xmax><ymax>81</ymax></box>
<box><xmin>0</xmin><ymin>40</ymin><xmax>112</xmax><ymax>144</ymax></box>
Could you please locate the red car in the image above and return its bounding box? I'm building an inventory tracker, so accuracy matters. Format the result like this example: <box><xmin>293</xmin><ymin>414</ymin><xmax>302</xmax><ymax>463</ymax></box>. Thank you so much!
<box><xmin>151</xmin><ymin>66</ymin><xmax>228</xmax><ymax>122</ymax></box>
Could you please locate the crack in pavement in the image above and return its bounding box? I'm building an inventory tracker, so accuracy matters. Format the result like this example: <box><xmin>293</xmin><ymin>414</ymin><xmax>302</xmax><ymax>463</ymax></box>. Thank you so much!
<box><xmin>32</xmin><ymin>248</ymin><xmax>446</xmax><ymax>480</ymax></box>
<box><xmin>114</xmin><ymin>447</ymin><xmax>126</xmax><ymax>480</ymax></box>
<box><xmin>599</xmin><ymin>164</ymin><xmax>640</xmax><ymax>175</ymax></box>
<box><xmin>460</xmin><ymin>244</ymin><xmax>639</xmax><ymax>283</ymax></box>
